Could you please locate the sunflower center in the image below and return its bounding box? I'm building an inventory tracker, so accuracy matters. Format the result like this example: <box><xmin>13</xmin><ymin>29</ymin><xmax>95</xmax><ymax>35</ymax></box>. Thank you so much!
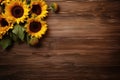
<box><xmin>30</xmin><ymin>21</ymin><xmax>41</xmax><ymax>33</ymax></box>
<box><xmin>31</xmin><ymin>5</ymin><xmax>41</xmax><ymax>15</ymax></box>
<box><xmin>0</xmin><ymin>18</ymin><xmax>8</xmax><ymax>27</ymax></box>
<box><xmin>11</xmin><ymin>5</ymin><xmax>24</xmax><ymax>18</ymax></box>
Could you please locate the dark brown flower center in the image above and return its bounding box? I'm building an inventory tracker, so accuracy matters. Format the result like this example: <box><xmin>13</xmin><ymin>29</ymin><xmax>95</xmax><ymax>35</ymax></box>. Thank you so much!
<box><xmin>11</xmin><ymin>5</ymin><xmax>24</xmax><ymax>18</ymax></box>
<box><xmin>31</xmin><ymin>5</ymin><xmax>41</xmax><ymax>15</ymax></box>
<box><xmin>30</xmin><ymin>21</ymin><xmax>41</xmax><ymax>33</ymax></box>
<box><xmin>0</xmin><ymin>18</ymin><xmax>8</xmax><ymax>27</ymax></box>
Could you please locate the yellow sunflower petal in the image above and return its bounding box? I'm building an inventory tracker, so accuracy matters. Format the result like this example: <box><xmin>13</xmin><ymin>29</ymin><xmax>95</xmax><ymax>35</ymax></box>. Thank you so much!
<box><xmin>2</xmin><ymin>0</ymin><xmax>10</xmax><ymax>4</ymax></box>
<box><xmin>25</xmin><ymin>18</ymin><xmax>47</xmax><ymax>39</ymax></box>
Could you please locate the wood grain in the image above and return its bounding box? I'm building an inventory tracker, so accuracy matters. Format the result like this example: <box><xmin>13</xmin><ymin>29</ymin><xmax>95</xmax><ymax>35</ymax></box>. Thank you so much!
<box><xmin>0</xmin><ymin>0</ymin><xmax>120</xmax><ymax>80</ymax></box>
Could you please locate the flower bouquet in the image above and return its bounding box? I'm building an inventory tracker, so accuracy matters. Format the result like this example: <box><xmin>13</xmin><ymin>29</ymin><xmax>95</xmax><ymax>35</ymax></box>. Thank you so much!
<box><xmin>0</xmin><ymin>0</ymin><xmax>59</xmax><ymax>49</ymax></box>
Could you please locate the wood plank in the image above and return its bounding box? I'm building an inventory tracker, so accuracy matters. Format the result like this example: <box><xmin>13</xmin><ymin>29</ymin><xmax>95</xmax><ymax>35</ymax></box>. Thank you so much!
<box><xmin>0</xmin><ymin>65</ymin><xmax>120</xmax><ymax>80</ymax></box>
<box><xmin>47</xmin><ymin>17</ymin><xmax>120</xmax><ymax>37</ymax></box>
<box><xmin>47</xmin><ymin>1</ymin><xmax>120</xmax><ymax>18</ymax></box>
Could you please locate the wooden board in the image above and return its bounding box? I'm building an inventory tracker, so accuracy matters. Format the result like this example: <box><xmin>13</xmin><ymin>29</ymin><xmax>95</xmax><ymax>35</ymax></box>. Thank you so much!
<box><xmin>0</xmin><ymin>0</ymin><xmax>120</xmax><ymax>80</ymax></box>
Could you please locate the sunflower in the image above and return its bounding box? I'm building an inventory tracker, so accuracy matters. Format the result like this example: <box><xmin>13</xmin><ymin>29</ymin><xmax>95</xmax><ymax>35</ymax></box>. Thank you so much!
<box><xmin>25</xmin><ymin>18</ymin><xmax>47</xmax><ymax>38</ymax></box>
<box><xmin>0</xmin><ymin>15</ymin><xmax>13</xmax><ymax>39</ymax></box>
<box><xmin>30</xmin><ymin>0</ymin><xmax>48</xmax><ymax>19</ymax></box>
<box><xmin>4</xmin><ymin>0</ymin><xmax>29</xmax><ymax>24</ymax></box>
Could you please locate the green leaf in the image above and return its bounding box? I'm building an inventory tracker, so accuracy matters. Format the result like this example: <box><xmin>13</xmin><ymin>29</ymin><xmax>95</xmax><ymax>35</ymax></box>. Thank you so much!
<box><xmin>26</xmin><ymin>34</ymin><xmax>31</xmax><ymax>44</ymax></box>
<box><xmin>12</xmin><ymin>24</ymin><xmax>25</xmax><ymax>41</ymax></box>
<box><xmin>10</xmin><ymin>32</ymin><xmax>18</xmax><ymax>42</ymax></box>
<box><xmin>0</xmin><ymin>38</ymin><xmax>12</xmax><ymax>50</ymax></box>
<box><xmin>12</xmin><ymin>34</ymin><xmax>18</xmax><ymax>42</ymax></box>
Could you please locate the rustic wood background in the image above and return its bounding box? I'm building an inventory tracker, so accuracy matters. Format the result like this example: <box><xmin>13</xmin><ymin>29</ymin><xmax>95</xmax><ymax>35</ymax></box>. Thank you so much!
<box><xmin>0</xmin><ymin>0</ymin><xmax>120</xmax><ymax>80</ymax></box>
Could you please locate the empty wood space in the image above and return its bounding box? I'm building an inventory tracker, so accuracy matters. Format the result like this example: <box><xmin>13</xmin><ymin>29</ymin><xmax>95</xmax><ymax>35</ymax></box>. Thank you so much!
<box><xmin>0</xmin><ymin>0</ymin><xmax>120</xmax><ymax>80</ymax></box>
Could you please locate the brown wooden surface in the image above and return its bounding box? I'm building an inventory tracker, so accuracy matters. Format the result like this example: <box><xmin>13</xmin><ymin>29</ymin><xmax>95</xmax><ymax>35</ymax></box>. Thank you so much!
<box><xmin>0</xmin><ymin>0</ymin><xmax>120</xmax><ymax>80</ymax></box>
